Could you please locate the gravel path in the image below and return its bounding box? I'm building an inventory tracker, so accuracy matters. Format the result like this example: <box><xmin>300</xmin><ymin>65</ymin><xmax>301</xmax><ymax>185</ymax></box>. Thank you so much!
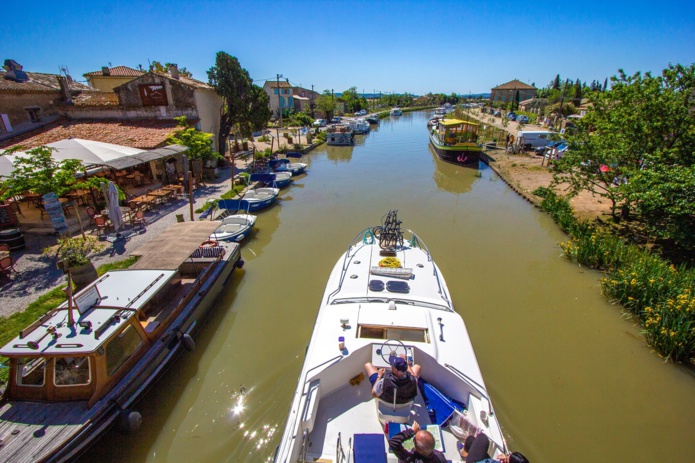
<box><xmin>0</xmin><ymin>165</ymin><xmax>245</xmax><ymax>319</ymax></box>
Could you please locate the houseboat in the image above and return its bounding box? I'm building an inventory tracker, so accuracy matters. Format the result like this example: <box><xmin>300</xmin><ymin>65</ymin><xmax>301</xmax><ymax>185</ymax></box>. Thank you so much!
<box><xmin>326</xmin><ymin>124</ymin><xmax>354</xmax><ymax>146</ymax></box>
<box><xmin>0</xmin><ymin>222</ymin><xmax>244</xmax><ymax>462</ymax></box>
<box><xmin>429</xmin><ymin>118</ymin><xmax>483</xmax><ymax>167</ymax></box>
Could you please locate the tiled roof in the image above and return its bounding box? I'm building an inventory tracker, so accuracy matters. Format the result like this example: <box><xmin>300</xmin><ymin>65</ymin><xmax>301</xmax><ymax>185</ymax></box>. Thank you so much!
<box><xmin>83</xmin><ymin>66</ymin><xmax>145</xmax><ymax>77</ymax></box>
<box><xmin>491</xmin><ymin>79</ymin><xmax>537</xmax><ymax>90</ymax></box>
<box><xmin>71</xmin><ymin>91</ymin><xmax>120</xmax><ymax>106</ymax></box>
<box><xmin>0</xmin><ymin>118</ymin><xmax>185</xmax><ymax>150</ymax></box>
<box><xmin>266</xmin><ymin>81</ymin><xmax>292</xmax><ymax>88</ymax></box>
<box><xmin>118</xmin><ymin>72</ymin><xmax>213</xmax><ymax>91</ymax></box>
<box><xmin>0</xmin><ymin>70</ymin><xmax>94</xmax><ymax>94</ymax></box>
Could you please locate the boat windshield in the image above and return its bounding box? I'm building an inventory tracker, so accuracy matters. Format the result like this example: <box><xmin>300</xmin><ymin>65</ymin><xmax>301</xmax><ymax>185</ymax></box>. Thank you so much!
<box><xmin>330</xmin><ymin>297</ymin><xmax>452</xmax><ymax>312</ymax></box>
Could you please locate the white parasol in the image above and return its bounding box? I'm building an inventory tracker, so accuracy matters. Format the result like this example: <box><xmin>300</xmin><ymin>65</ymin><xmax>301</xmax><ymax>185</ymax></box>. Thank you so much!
<box><xmin>107</xmin><ymin>181</ymin><xmax>124</xmax><ymax>233</ymax></box>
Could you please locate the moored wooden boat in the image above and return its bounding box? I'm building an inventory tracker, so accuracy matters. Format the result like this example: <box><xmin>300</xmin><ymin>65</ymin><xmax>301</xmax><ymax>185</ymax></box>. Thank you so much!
<box><xmin>429</xmin><ymin>118</ymin><xmax>483</xmax><ymax>167</ymax></box>
<box><xmin>0</xmin><ymin>222</ymin><xmax>243</xmax><ymax>463</ymax></box>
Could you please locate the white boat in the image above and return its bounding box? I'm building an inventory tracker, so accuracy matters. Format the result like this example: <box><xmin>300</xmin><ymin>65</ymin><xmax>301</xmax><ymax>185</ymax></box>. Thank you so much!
<box><xmin>275</xmin><ymin>211</ymin><xmax>507</xmax><ymax>462</ymax></box>
<box><xmin>209</xmin><ymin>199</ymin><xmax>257</xmax><ymax>242</ymax></box>
<box><xmin>350</xmin><ymin>118</ymin><xmax>371</xmax><ymax>135</ymax></box>
<box><xmin>390</xmin><ymin>107</ymin><xmax>403</xmax><ymax>116</ymax></box>
<box><xmin>243</xmin><ymin>173</ymin><xmax>280</xmax><ymax>211</ymax></box>
<box><xmin>326</xmin><ymin>124</ymin><xmax>354</xmax><ymax>146</ymax></box>
<box><xmin>0</xmin><ymin>222</ymin><xmax>243</xmax><ymax>463</ymax></box>
<box><xmin>434</xmin><ymin>107</ymin><xmax>447</xmax><ymax>117</ymax></box>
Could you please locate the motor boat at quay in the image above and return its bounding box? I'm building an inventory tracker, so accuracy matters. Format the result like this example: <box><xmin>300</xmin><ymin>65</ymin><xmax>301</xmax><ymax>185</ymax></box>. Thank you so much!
<box><xmin>429</xmin><ymin>118</ymin><xmax>483</xmax><ymax>167</ymax></box>
<box><xmin>0</xmin><ymin>222</ymin><xmax>244</xmax><ymax>463</ymax></box>
<box><xmin>274</xmin><ymin>211</ymin><xmax>506</xmax><ymax>462</ymax></box>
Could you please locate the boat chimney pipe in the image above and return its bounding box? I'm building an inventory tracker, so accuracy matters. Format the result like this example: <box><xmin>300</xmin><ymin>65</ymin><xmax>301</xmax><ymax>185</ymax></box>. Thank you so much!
<box><xmin>437</xmin><ymin>317</ymin><xmax>444</xmax><ymax>341</ymax></box>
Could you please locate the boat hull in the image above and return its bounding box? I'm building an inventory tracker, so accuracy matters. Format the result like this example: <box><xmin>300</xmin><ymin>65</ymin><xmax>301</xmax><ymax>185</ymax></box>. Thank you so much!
<box><xmin>429</xmin><ymin>132</ymin><xmax>483</xmax><ymax>167</ymax></box>
<box><xmin>0</xmin><ymin>245</ymin><xmax>242</xmax><ymax>463</ymax></box>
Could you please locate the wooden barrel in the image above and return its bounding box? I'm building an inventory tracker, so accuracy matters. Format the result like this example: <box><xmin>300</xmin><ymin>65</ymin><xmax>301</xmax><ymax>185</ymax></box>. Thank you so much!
<box><xmin>0</xmin><ymin>228</ymin><xmax>25</xmax><ymax>251</ymax></box>
<box><xmin>69</xmin><ymin>262</ymin><xmax>98</xmax><ymax>292</ymax></box>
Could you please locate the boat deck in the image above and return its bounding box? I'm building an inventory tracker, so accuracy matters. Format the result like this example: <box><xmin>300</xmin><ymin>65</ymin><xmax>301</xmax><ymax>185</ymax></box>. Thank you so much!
<box><xmin>0</xmin><ymin>400</ymin><xmax>95</xmax><ymax>462</ymax></box>
<box><xmin>305</xmin><ymin>379</ymin><xmax>463</xmax><ymax>462</ymax></box>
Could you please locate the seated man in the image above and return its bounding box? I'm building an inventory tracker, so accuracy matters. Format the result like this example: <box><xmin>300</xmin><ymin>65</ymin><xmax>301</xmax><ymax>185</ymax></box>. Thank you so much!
<box><xmin>364</xmin><ymin>354</ymin><xmax>421</xmax><ymax>404</ymax></box>
<box><xmin>458</xmin><ymin>433</ymin><xmax>529</xmax><ymax>463</ymax></box>
<box><xmin>388</xmin><ymin>420</ymin><xmax>446</xmax><ymax>463</ymax></box>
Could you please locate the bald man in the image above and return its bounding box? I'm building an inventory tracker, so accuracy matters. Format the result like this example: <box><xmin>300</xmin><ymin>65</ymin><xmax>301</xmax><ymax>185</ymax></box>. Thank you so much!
<box><xmin>388</xmin><ymin>420</ymin><xmax>446</xmax><ymax>463</ymax></box>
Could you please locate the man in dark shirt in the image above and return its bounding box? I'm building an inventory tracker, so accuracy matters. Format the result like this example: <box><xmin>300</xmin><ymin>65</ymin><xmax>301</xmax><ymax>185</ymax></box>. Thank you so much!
<box><xmin>388</xmin><ymin>420</ymin><xmax>446</xmax><ymax>463</ymax></box>
<box><xmin>365</xmin><ymin>355</ymin><xmax>420</xmax><ymax>404</ymax></box>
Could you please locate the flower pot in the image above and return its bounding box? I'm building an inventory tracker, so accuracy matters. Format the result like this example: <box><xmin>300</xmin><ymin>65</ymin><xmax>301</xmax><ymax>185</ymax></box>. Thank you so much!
<box><xmin>69</xmin><ymin>261</ymin><xmax>98</xmax><ymax>292</ymax></box>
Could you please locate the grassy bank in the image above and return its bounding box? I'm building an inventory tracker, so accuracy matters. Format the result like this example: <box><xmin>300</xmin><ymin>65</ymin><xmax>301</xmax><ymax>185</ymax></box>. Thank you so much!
<box><xmin>534</xmin><ymin>187</ymin><xmax>694</xmax><ymax>363</ymax></box>
<box><xmin>0</xmin><ymin>256</ymin><xmax>139</xmax><ymax>385</ymax></box>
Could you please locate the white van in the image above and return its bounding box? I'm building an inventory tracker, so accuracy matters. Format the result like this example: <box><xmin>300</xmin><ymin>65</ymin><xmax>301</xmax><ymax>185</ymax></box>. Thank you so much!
<box><xmin>516</xmin><ymin>130</ymin><xmax>558</xmax><ymax>149</ymax></box>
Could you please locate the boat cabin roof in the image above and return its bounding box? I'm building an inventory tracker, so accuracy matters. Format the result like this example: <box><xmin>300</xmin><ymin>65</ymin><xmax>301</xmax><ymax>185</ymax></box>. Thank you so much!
<box><xmin>439</xmin><ymin>118</ymin><xmax>479</xmax><ymax>127</ymax></box>
<box><xmin>130</xmin><ymin>221</ymin><xmax>220</xmax><ymax>270</ymax></box>
<box><xmin>0</xmin><ymin>269</ymin><xmax>177</xmax><ymax>357</ymax></box>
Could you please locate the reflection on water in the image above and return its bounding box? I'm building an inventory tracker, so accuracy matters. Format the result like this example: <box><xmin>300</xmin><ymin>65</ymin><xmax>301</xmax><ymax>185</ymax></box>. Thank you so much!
<box><xmin>81</xmin><ymin>111</ymin><xmax>695</xmax><ymax>463</ymax></box>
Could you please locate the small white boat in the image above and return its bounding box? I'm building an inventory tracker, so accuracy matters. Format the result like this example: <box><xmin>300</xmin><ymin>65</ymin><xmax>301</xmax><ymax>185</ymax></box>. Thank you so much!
<box><xmin>284</xmin><ymin>152</ymin><xmax>309</xmax><ymax>175</ymax></box>
<box><xmin>390</xmin><ymin>107</ymin><xmax>403</xmax><ymax>116</ymax></box>
<box><xmin>209</xmin><ymin>199</ymin><xmax>257</xmax><ymax>242</ymax></box>
<box><xmin>350</xmin><ymin>118</ymin><xmax>370</xmax><ymax>135</ymax></box>
<box><xmin>243</xmin><ymin>173</ymin><xmax>280</xmax><ymax>211</ymax></box>
<box><xmin>275</xmin><ymin>211</ymin><xmax>507</xmax><ymax>462</ymax></box>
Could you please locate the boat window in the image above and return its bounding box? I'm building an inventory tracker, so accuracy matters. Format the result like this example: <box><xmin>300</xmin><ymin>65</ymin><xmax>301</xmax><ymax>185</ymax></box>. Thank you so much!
<box><xmin>105</xmin><ymin>324</ymin><xmax>143</xmax><ymax>376</ymax></box>
<box><xmin>16</xmin><ymin>357</ymin><xmax>46</xmax><ymax>386</ymax></box>
<box><xmin>54</xmin><ymin>356</ymin><xmax>91</xmax><ymax>386</ymax></box>
<box><xmin>358</xmin><ymin>325</ymin><xmax>429</xmax><ymax>343</ymax></box>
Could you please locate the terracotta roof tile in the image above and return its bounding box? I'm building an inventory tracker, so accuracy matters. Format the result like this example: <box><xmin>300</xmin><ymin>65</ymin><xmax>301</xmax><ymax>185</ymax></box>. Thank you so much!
<box><xmin>83</xmin><ymin>66</ymin><xmax>145</xmax><ymax>77</ymax></box>
<box><xmin>71</xmin><ymin>91</ymin><xmax>120</xmax><ymax>106</ymax></box>
<box><xmin>0</xmin><ymin>70</ymin><xmax>93</xmax><ymax>93</ymax></box>
<box><xmin>0</xmin><ymin>119</ymin><xmax>186</xmax><ymax>150</ymax></box>
<box><xmin>491</xmin><ymin>79</ymin><xmax>537</xmax><ymax>90</ymax></box>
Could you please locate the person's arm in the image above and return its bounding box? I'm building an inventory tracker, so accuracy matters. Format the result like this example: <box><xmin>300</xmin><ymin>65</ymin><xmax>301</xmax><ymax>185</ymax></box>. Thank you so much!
<box><xmin>387</xmin><ymin>426</ymin><xmax>416</xmax><ymax>461</ymax></box>
<box><xmin>371</xmin><ymin>368</ymin><xmax>385</xmax><ymax>398</ymax></box>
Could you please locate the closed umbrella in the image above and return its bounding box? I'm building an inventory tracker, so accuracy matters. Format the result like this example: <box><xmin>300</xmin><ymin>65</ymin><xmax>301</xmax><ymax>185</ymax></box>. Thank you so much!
<box><xmin>107</xmin><ymin>181</ymin><xmax>124</xmax><ymax>233</ymax></box>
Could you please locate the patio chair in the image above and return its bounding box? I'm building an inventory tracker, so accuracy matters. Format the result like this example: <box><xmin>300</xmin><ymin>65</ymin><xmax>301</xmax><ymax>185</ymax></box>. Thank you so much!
<box><xmin>0</xmin><ymin>255</ymin><xmax>18</xmax><ymax>278</ymax></box>
<box><xmin>130</xmin><ymin>210</ymin><xmax>147</xmax><ymax>229</ymax></box>
<box><xmin>94</xmin><ymin>215</ymin><xmax>113</xmax><ymax>238</ymax></box>
<box><xmin>86</xmin><ymin>206</ymin><xmax>98</xmax><ymax>225</ymax></box>
<box><xmin>0</xmin><ymin>243</ymin><xmax>9</xmax><ymax>253</ymax></box>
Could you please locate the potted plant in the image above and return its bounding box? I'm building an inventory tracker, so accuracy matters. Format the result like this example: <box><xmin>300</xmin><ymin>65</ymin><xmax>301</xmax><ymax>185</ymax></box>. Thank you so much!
<box><xmin>44</xmin><ymin>236</ymin><xmax>104</xmax><ymax>291</ymax></box>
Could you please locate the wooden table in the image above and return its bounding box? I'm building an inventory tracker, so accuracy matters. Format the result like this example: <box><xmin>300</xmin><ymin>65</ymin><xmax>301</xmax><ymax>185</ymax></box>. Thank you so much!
<box><xmin>64</xmin><ymin>189</ymin><xmax>90</xmax><ymax>206</ymax></box>
<box><xmin>146</xmin><ymin>189</ymin><xmax>174</xmax><ymax>205</ymax></box>
<box><xmin>101</xmin><ymin>207</ymin><xmax>132</xmax><ymax>222</ymax></box>
<box><xmin>128</xmin><ymin>195</ymin><xmax>156</xmax><ymax>210</ymax></box>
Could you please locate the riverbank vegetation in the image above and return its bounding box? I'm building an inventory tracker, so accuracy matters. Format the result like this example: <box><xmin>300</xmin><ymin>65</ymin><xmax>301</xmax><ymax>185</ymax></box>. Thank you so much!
<box><xmin>534</xmin><ymin>187</ymin><xmax>694</xmax><ymax>363</ymax></box>
<box><xmin>0</xmin><ymin>256</ymin><xmax>139</xmax><ymax>385</ymax></box>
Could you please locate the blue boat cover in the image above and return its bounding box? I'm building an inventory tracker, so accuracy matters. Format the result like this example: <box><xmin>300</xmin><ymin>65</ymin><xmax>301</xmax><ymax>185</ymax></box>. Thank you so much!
<box><xmin>354</xmin><ymin>434</ymin><xmax>386</xmax><ymax>463</ymax></box>
<box><xmin>217</xmin><ymin>199</ymin><xmax>251</xmax><ymax>211</ymax></box>
<box><xmin>198</xmin><ymin>205</ymin><xmax>215</xmax><ymax>220</ymax></box>
<box><xmin>418</xmin><ymin>379</ymin><xmax>466</xmax><ymax>426</ymax></box>
<box><xmin>285</xmin><ymin>151</ymin><xmax>303</xmax><ymax>158</ymax></box>
<box><xmin>249</xmin><ymin>173</ymin><xmax>276</xmax><ymax>183</ymax></box>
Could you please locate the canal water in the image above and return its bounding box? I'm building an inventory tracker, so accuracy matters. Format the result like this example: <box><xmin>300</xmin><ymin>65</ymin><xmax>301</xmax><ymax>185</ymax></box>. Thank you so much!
<box><xmin>82</xmin><ymin>111</ymin><xmax>694</xmax><ymax>463</ymax></box>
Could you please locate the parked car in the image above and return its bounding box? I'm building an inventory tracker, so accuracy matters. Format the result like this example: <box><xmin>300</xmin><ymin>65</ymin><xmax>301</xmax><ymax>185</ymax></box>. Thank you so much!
<box><xmin>330</xmin><ymin>116</ymin><xmax>341</xmax><ymax>124</ymax></box>
<box><xmin>516</xmin><ymin>115</ymin><xmax>529</xmax><ymax>124</ymax></box>
<box><xmin>493</xmin><ymin>110</ymin><xmax>501</xmax><ymax>117</ymax></box>
<box><xmin>357</xmin><ymin>109</ymin><xmax>367</xmax><ymax>116</ymax></box>
<box><xmin>313</xmin><ymin>118</ymin><xmax>327</xmax><ymax>127</ymax></box>
<box><xmin>507</xmin><ymin>112</ymin><xmax>517</xmax><ymax>121</ymax></box>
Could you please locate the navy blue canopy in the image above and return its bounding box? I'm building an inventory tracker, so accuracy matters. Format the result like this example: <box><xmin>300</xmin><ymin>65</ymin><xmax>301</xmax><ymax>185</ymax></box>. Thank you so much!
<box><xmin>249</xmin><ymin>173</ymin><xmax>277</xmax><ymax>183</ymax></box>
<box><xmin>217</xmin><ymin>199</ymin><xmax>251</xmax><ymax>211</ymax></box>
<box><xmin>285</xmin><ymin>152</ymin><xmax>303</xmax><ymax>158</ymax></box>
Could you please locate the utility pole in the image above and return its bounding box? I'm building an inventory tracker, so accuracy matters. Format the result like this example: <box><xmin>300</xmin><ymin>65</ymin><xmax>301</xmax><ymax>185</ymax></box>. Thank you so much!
<box><xmin>310</xmin><ymin>84</ymin><xmax>315</xmax><ymax>118</ymax></box>
<box><xmin>331</xmin><ymin>89</ymin><xmax>334</xmax><ymax>118</ymax></box>
<box><xmin>276</xmin><ymin>74</ymin><xmax>283</xmax><ymax>148</ymax></box>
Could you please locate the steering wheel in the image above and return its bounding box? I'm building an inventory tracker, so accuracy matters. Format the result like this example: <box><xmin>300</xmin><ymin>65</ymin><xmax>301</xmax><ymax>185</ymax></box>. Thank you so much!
<box><xmin>378</xmin><ymin>339</ymin><xmax>408</xmax><ymax>365</ymax></box>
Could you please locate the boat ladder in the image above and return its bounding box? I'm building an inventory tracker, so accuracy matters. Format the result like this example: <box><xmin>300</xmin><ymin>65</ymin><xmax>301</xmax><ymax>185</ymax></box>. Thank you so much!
<box><xmin>336</xmin><ymin>432</ymin><xmax>352</xmax><ymax>463</ymax></box>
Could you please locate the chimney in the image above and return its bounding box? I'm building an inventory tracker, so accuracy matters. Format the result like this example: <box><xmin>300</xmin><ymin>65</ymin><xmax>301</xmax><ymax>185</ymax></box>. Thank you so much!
<box><xmin>169</xmin><ymin>64</ymin><xmax>179</xmax><ymax>80</ymax></box>
<box><xmin>102</xmin><ymin>66</ymin><xmax>110</xmax><ymax>76</ymax></box>
<box><xmin>57</xmin><ymin>76</ymin><xmax>73</xmax><ymax>104</ymax></box>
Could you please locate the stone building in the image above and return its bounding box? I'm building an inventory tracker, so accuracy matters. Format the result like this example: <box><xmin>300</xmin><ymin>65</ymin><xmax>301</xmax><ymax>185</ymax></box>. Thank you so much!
<box><xmin>0</xmin><ymin>60</ymin><xmax>95</xmax><ymax>142</ymax></box>
<box><xmin>490</xmin><ymin>79</ymin><xmax>537</xmax><ymax>105</ymax></box>
<box><xmin>264</xmin><ymin>79</ymin><xmax>294</xmax><ymax>117</ymax></box>
<box><xmin>292</xmin><ymin>87</ymin><xmax>320</xmax><ymax>113</ymax></box>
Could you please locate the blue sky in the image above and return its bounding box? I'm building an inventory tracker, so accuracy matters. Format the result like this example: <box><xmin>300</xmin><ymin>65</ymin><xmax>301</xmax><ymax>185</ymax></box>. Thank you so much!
<box><xmin>4</xmin><ymin>0</ymin><xmax>694</xmax><ymax>95</ymax></box>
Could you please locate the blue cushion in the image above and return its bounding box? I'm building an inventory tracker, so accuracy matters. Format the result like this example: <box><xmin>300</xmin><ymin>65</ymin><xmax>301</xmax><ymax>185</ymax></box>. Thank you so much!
<box><xmin>418</xmin><ymin>379</ymin><xmax>466</xmax><ymax>426</ymax></box>
<box><xmin>354</xmin><ymin>433</ymin><xmax>386</xmax><ymax>463</ymax></box>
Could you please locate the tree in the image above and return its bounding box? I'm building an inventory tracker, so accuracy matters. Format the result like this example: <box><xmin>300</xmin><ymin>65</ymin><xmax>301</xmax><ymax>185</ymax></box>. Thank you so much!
<box><xmin>207</xmin><ymin>52</ymin><xmax>255</xmax><ymax>154</ymax></box>
<box><xmin>552</xmin><ymin>74</ymin><xmax>561</xmax><ymax>90</ymax></box>
<box><xmin>0</xmin><ymin>146</ymin><xmax>111</xmax><ymax>201</ymax></box>
<box><xmin>316</xmin><ymin>90</ymin><xmax>337</xmax><ymax>120</ymax></box>
<box><xmin>239</xmin><ymin>85</ymin><xmax>272</xmax><ymax>138</ymax></box>
<box><xmin>166</xmin><ymin>116</ymin><xmax>221</xmax><ymax>163</ymax></box>
<box><xmin>553</xmin><ymin>64</ymin><xmax>695</xmax><ymax>250</ymax></box>
<box><xmin>573</xmin><ymin>79</ymin><xmax>583</xmax><ymax>106</ymax></box>
<box><xmin>149</xmin><ymin>60</ymin><xmax>193</xmax><ymax>78</ymax></box>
